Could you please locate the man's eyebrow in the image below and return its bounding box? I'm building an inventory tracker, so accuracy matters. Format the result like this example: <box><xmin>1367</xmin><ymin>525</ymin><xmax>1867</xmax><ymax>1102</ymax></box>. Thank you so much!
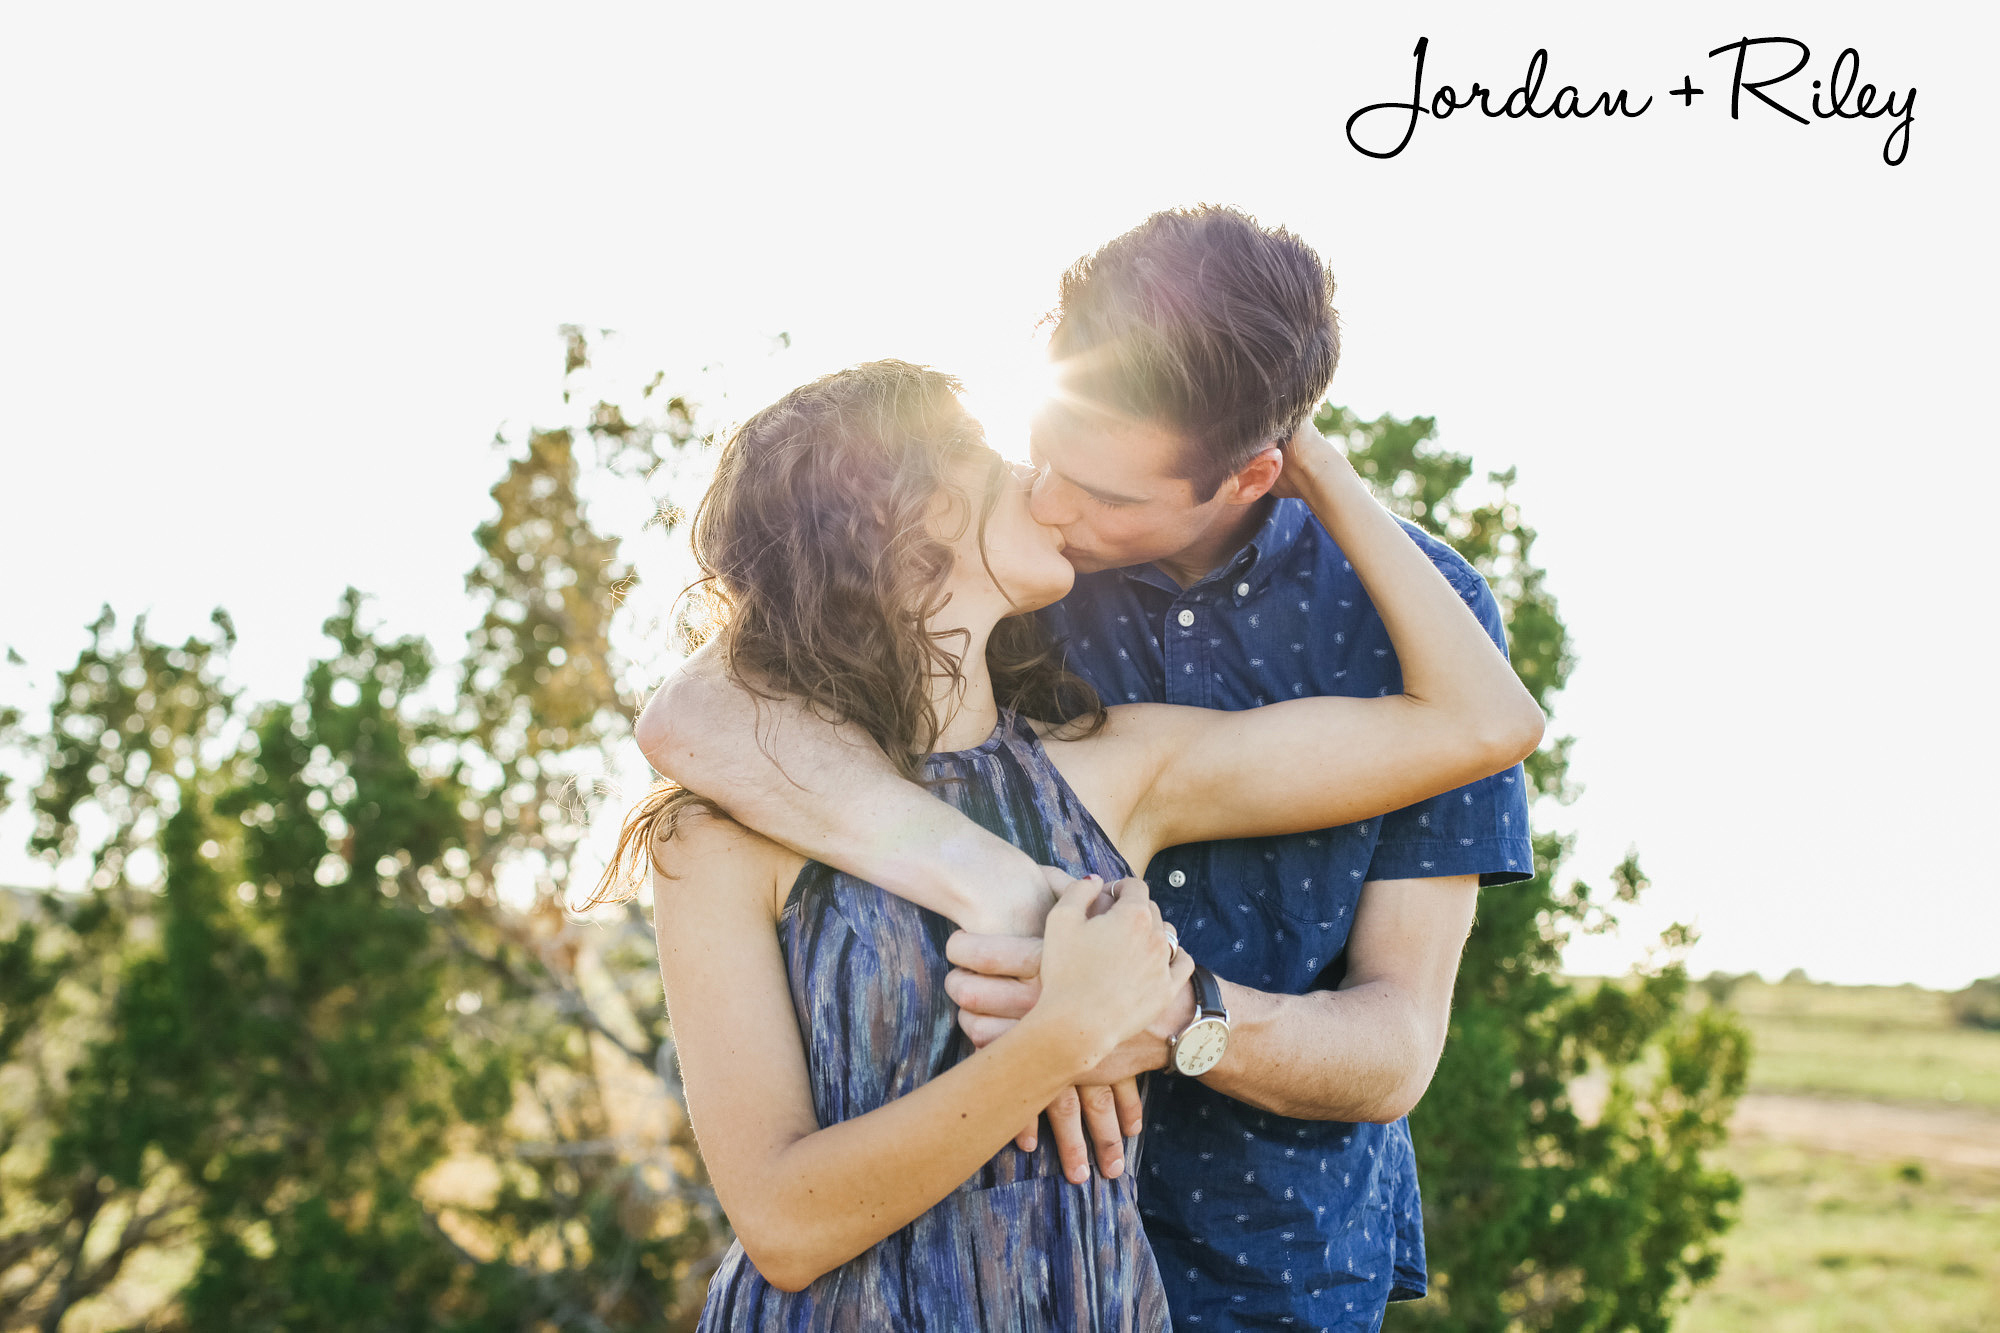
<box><xmin>1052</xmin><ymin>465</ymin><xmax>1147</xmax><ymax>506</ymax></box>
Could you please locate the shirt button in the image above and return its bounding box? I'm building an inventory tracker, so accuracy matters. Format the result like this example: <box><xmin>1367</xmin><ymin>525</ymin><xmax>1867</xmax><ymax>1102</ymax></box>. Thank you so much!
<box><xmin>1177</xmin><ymin>609</ymin><xmax>1196</xmax><ymax>628</ymax></box>
<box><xmin>1235</xmin><ymin>582</ymin><xmax>1250</xmax><ymax>598</ymax></box>
<box><xmin>1167</xmin><ymin>870</ymin><xmax>1187</xmax><ymax>888</ymax></box>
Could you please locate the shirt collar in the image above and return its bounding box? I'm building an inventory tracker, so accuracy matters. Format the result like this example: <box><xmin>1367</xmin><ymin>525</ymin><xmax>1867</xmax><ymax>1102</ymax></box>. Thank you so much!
<box><xmin>1118</xmin><ymin>496</ymin><xmax>1311</xmax><ymax>603</ymax></box>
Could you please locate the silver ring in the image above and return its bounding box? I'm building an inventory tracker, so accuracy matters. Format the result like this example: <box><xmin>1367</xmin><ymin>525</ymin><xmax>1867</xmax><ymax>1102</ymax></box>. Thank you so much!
<box><xmin>1162</xmin><ymin>921</ymin><xmax>1180</xmax><ymax>964</ymax></box>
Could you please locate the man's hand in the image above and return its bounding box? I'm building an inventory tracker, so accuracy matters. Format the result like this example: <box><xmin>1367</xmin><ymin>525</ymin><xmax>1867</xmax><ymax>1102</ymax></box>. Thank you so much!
<box><xmin>945</xmin><ymin>925</ymin><xmax>1198</xmax><ymax>1182</ymax></box>
<box><xmin>954</xmin><ymin>865</ymin><xmax>1064</xmax><ymax>938</ymax></box>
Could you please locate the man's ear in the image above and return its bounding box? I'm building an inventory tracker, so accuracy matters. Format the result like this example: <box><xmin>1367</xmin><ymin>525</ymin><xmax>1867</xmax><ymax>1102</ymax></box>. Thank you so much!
<box><xmin>1222</xmin><ymin>445</ymin><xmax>1285</xmax><ymax>505</ymax></box>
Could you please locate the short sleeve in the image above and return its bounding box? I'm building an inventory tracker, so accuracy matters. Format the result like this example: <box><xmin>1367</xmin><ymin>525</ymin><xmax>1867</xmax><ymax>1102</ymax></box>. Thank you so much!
<box><xmin>1367</xmin><ymin>528</ymin><xmax>1535</xmax><ymax>886</ymax></box>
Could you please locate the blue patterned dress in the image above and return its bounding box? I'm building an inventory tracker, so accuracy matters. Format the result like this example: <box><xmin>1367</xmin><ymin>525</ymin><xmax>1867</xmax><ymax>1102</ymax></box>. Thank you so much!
<box><xmin>698</xmin><ymin>710</ymin><xmax>1171</xmax><ymax>1331</ymax></box>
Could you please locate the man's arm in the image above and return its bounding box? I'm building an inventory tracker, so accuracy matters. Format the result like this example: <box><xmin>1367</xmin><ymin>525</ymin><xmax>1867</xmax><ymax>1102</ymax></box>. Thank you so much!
<box><xmin>1198</xmin><ymin>874</ymin><xmax>1476</xmax><ymax>1120</ymax></box>
<box><xmin>947</xmin><ymin>873</ymin><xmax>1478</xmax><ymax>1122</ymax></box>
<box><xmin>635</xmin><ymin>644</ymin><xmax>1052</xmax><ymax>936</ymax></box>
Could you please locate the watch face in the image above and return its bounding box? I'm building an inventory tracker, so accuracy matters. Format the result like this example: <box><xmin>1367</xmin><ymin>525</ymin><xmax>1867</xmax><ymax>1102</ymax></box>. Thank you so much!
<box><xmin>1174</xmin><ymin>1018</ymin><xmax>1228</xmax><ymax>1077</ymax></box>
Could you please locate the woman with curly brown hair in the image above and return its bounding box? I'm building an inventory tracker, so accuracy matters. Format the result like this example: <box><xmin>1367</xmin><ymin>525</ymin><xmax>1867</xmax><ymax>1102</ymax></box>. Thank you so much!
<box><xmin>592</xmin><ymin>359</ymin><xmax>1541</xmax><ymax>1330</ymax></box>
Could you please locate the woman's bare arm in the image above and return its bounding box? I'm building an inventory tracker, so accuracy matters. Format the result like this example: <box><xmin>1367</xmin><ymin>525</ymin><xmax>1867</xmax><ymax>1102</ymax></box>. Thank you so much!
<box><xmin>656</xmin><ymin>813</ymin><xmax>1186</xmax><ymax>1292</ymax></box>
<box><xmin>1078</xmin><ymin>423</ymin><xmax>1543</xmax><ymax>866</ymax></box>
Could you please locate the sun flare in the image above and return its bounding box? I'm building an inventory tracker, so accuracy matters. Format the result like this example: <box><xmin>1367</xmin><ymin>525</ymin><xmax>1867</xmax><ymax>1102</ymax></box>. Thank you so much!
<box><xmin>958</xmin><ymin>348</ymin><xmax>1061</xmax><ymax>464</ymax></box>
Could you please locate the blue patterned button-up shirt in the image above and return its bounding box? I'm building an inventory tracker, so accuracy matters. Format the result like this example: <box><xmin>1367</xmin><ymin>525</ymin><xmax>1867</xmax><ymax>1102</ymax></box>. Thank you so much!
<box><xmin>1039</xmin><ymin>496</ymin><xmax>1533</xmax><ymax>1331</ymax></box>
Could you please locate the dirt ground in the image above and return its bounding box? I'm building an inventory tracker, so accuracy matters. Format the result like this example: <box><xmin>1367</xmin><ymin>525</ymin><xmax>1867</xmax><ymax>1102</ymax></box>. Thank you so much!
<box><xmin>1730</xmin><ymin>1092</ymin><xmax>2000</xmax><ymax>1172</ymax></box>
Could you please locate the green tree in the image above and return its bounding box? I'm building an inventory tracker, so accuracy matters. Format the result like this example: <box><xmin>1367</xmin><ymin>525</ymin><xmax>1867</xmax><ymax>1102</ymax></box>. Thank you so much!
<box><xmin>415</xmin><ymin>324</ymin><xmax>718</xmax><ymax>1329</ymax></box>
<box><xmin>1321</xmin><ymin>404</ymin><xmax>1751</xmax><ymax>1333</ymax></box>
<box><xmin>1</xmin><ymin>330</ymin><xmax>716</xmax><ymax>1330</ymax></box>
<box><xmin>1</xmin><ymin>608</ymin><xmax>237</xmax><ymax>1329</ymax></box>
<box><xmin>1949</xmin><ymin>976</ymin><xmax>2000</xmax><ymax>1031</ymax></box>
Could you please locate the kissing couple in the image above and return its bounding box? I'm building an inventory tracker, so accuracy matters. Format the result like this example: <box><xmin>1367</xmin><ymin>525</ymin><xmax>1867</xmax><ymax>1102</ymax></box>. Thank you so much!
<box><xmin>593</xmin><ymin>205</ymin><xmax>1543</xmax><ymax>1332</ymax></box>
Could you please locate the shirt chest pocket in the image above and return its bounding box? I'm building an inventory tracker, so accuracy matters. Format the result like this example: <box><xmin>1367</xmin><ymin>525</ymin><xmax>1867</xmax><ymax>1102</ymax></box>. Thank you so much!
<box><xmin>1165</xmin><ymin>839</ymin><xmax>1371</xmax><ymax>973</ymax></box>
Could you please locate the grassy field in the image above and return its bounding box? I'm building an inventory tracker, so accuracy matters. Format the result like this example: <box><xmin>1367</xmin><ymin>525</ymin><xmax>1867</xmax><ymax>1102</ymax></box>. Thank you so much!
<box><xmin>1681</xmin><ymin>1139</ymin><xmax>2000</xmax><ymax>1332</ymax></box>
<box><xmin>1724</xmin><ymin>977</ymin><xmax>2000</xmax><ymax>1108</ymax></box>
<box><xmin>1674</xmin><ymin>978</ymin><xmax>2000</xmax><ymax>1332</ymax></box>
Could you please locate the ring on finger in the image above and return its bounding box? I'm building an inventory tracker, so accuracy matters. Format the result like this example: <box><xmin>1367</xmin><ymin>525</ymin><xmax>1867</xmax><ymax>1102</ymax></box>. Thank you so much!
<box><xmin>1162</xmin><ymin>921</ymin><xmax>1180</xmax><ymax>964</ymax></box>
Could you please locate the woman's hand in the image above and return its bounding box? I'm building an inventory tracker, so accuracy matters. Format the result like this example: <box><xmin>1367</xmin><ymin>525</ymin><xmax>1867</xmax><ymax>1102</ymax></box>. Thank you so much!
<box><xmin>1026</xmin><ymin>876</ymin><xmax>1194</xmax><ymax>1072</ymax></box>
<box><xmin>1265</xmin><ymin>417</ymin><xmax>1349</xmax><ymax>502</ymax></box>
<box><xmin>948</xmin><ymin>872</ymin><xmax>1191</xmax><ymax>1181</ymax></box>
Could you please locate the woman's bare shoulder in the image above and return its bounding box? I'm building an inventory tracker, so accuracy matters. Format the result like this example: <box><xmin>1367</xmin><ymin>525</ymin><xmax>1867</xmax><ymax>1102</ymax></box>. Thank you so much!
<box><xmin>648</xmin><ymin>805</ymin><xmax>806</xmax><ymax>923</ymax></box>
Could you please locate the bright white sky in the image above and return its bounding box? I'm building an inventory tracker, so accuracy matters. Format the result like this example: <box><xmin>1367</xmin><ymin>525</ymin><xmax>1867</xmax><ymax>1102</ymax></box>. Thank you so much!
<box><xmin>2</xmin><ymin>3</ymin><xmax>1996</xmax><ymax>987</ymax></box>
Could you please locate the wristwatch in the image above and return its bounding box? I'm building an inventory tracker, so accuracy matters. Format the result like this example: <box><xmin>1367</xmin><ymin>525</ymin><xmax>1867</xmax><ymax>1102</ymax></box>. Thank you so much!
<box><xmin>1167</xmin><ymin>963</ymin><xmax>1230</xmax><ymax>1077</ymax></box>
